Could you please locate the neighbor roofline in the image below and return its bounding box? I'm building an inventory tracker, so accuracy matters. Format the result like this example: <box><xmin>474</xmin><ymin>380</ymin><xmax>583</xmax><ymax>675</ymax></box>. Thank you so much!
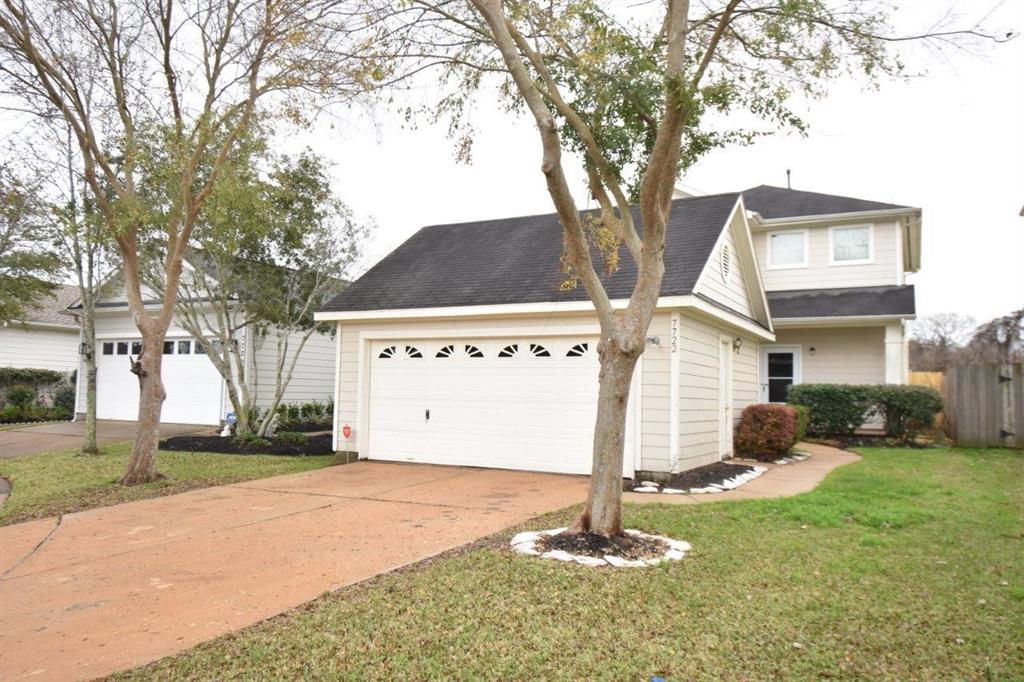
<box><xmin>1</xmin><ymin>319</ymin><xmax>79</xmax><ymax>332</ymax></box>
<box><xmin>315</xmin><ymin>294</ymin><xmax>776</xmax><ymax>341</ymax></box>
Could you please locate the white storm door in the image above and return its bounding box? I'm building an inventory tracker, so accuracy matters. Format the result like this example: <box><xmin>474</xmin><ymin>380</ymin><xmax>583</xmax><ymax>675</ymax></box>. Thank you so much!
<box><xmin>759</xmin><ymin>345</ymin><xmax>801</xmax><ymax>404</ymax></box>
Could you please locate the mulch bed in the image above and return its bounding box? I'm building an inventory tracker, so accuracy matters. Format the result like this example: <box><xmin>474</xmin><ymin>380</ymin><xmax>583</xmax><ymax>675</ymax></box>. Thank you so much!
<box><xmin>807</xmin><ymin>435</ymin><xmax>938</xmax><ymax>450</ymax></box>
<box><xmin>158</xmin><ymin>434</ymin><xmax>334</xmax><ymax>456</ymax></box>
<box><xmin>625</xmin><ymin>461</ymin><xmax>755</xmax><ymax>492</ymax></box>
<box><xmin>536</xmin><ymin>531</ymin><xmax>669</xmax><ymax>561</ymax></box>
<box><xmin>277</xmin><ymin>422</ymin><xmax>332</xmax><ymax>433</ymax></box>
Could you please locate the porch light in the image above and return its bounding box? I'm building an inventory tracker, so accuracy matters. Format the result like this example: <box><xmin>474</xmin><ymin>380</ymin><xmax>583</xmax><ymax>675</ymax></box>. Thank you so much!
<box><xmin>646</xmin><ymin>336</ymin><xmax>661</xmax><ymax>347</ymax></box>
<box><xmin>809</xmin><ymin>347</ymin><xmax>817</xmax><ymax>356</ymax></box>
<box><xmin>732</xmin><ymin>337</ymin><xmax>743</xmax><ymax>352</ymax></box>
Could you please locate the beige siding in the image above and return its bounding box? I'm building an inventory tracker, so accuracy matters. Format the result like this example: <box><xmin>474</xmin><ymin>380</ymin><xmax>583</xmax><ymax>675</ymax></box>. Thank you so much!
<box><xmin>640</xmin><ymin>313</ymin><xmax>671</xmax><ymax>472</ymax></box>
<box><xmin>773</xmin><ymin>326</ymin><xmax>886</xmax><ymax>384</ymax></box>
<box><xmin>0</xmin><ymin>325</ymin><xmax>79</xmax><ymax>372</ymax></box>
<box><xmin>252</xmin><ymin>329</ymin><xmax>336</xmax><ymax>409</ymax></box>
<box><xmin>677</xmin><ymin>313</ymin><xmax>759</xmax><ymax>471</ymax></box>
<box><xmin>753</xmin><ymin>220</ymin><xmax>900</xmax><ymax>291</ymax></box>
<box><xmin>697</xmin><ymin>226</ymin><xmax>754</xmax><ymax>317</ymax></box>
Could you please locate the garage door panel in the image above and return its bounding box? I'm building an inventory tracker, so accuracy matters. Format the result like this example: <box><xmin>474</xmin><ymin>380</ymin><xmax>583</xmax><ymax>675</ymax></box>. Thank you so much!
<box><xmin>96</xmin><ymin>338</ymin><xmax>222</xmax><ymax>425</ymax></box>
<box><xmin>367</xmin><ymin>337</ymin><xmax>633</xmax><ymax>476</ymax></box>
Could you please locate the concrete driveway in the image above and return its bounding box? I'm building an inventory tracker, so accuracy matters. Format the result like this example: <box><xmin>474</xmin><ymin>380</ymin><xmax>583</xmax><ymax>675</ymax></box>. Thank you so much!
<box><xmin>0</xmin><ymin>461</ymin><xmax>588</xmax><ymax>680</ymax></box>
<box><xmin>0</xmin><ymin>420</ymin><xmax>206</xmax><ymax>458</ymax></box>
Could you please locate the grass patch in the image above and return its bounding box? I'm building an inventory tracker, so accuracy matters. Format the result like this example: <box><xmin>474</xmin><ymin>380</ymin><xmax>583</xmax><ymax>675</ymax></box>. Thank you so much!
<box><xmin>113</xmin><ymin>447</ymin><xmax>1024</xmax><ymax>680</ymax></box>
<box><xmin>0</xmin><ymin>443</ymin><xmax>337</xmax><ymax>526</ymax></box>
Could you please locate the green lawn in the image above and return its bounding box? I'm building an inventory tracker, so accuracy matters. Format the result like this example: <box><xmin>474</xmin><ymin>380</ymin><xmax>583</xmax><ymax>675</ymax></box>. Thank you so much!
<box><xmin>0</xmin><ymin>444</ymin><xmax>337</xmax><ymax>526</ymax></box>
<box><xmin>112</xmin><ymin>447</ymin><xmax>1024</xmax><ymax>681</ymax></box>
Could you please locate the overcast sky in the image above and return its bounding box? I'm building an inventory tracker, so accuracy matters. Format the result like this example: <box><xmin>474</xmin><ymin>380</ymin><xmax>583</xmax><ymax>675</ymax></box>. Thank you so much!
<box><xmin>287</xmin><ymin>1</ymin><xmax>1023</xmax><ymax>324</ymax></box>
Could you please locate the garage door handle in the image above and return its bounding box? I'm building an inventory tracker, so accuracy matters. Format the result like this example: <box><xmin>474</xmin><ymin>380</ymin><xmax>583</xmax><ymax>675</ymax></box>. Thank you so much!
<box><xmin>425</xmin><ymin>409</ymin><xmax>430</xmax><ymax>422</ymax></box>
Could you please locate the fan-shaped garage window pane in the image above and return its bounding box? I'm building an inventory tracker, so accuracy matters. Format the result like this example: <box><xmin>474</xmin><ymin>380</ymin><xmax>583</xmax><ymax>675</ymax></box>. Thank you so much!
<box><xmin>435</xmin><ymin>344</ymin><xmax>455</xmax><ymax>358</ymax></box>
<box><xmin>530</xmin><ymin>343</ymin><xmax>551</xmax><ymax>357</ymax></box>
<box><xmin>566</xmin><ymin>343</ymin><xmax>589</xmax><ymax>357</ymax></box>
<box><xmin>465</xmin><ymin>344</ymin><xmax>484</xmax><ymax>358</ymax></box>
<box><xmin>404</xmin><ymin>345</ymin><xmax>423</xmax><ymax>358</ymax></box>
<box><xmin>378</xmin><ymin>345</ymin><xmax>397</xmax><ymax>359</ymax></box>
<box><xmin>498</xmin><ymin>344</ymin><xmax>518</xmax><ymax>358</ymax></box>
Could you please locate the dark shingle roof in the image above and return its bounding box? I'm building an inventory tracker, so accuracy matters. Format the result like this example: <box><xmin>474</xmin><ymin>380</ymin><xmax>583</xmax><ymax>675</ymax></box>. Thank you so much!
<box><xmin>321</xmin><ymin>193</ymin><xmax>740</xmax><ymax>312</ymax></box>
<box><xmin>767</xmin><ymin>285</ymin><xmax>916</xmax><ymax>319</ymax></box>
<box><xmin>741</xmin><ymin>185</ymin><xmax>911</xmax><ymax>220</ymax></box>
<box><xmin>20</xmin><ymin>284</ymin><xmax>80</xmax><ymax>326</ymax></box>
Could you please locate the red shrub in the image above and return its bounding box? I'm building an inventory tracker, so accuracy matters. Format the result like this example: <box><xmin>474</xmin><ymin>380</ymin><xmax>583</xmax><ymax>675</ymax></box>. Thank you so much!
<box><xmin>735</xmin><ymin>404</ymin><xmax>797</xmax><ymax>460</ymax></box>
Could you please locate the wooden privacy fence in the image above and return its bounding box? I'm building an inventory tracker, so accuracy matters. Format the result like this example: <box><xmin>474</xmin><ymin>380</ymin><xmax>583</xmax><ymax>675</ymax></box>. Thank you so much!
<box><xmin>944</xmin><ymin>363</ymin><xmax>1023</xmax><ymax>448</ymax></box>
<box><xmin>909</xmin><ymin>371</ymin><xmax>945</xmax><ymax>426</ymax></box>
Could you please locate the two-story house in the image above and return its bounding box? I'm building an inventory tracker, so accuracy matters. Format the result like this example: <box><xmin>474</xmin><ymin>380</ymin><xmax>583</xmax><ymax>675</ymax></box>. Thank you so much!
<box><xmin>741</xmin><ymin>185</ymin><xmax>918</xmax><ymax>406</ymax></box>
<box><xmin>314</xmin><ymin>185</ymin><xmax>918</xmax><ymax>478</ymax></box>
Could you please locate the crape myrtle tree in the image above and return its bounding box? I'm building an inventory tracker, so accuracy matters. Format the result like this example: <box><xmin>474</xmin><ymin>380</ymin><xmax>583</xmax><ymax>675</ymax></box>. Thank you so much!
<box><xmin>0</xmin><ymin>0</ymin><xmax>376</xmax><ymax>484</ymax></box>
<box><xmin>149</xmin><ymin>137</ymin><xmax>367</xmax><ymax>439</ymax></box>
<box><xmin>383</xmin><ymin>0</ymin><xmax>1010</xmax><ymax>536</ymax></box>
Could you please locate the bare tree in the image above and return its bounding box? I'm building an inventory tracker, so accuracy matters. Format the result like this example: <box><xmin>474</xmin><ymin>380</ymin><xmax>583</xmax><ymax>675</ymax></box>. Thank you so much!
<box><xmin>908</xmin><ymin>313</ymin><xmax>978</xmax><ymax>371</ymax></box>
<box><xmin>0</xmin><ymin>0</ymin><xmax>367</xmax><ymax>483</ymax></box>
<box><xmin>382</xmin><ymin>0</ymin><xmax>1011</xmax><ymax>536</ymax></box>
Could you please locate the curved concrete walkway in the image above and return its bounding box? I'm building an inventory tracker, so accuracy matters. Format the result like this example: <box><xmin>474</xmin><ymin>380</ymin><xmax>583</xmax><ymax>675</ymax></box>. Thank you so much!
<box><xmin>624</xmin><ymin>442</ymin><xmax>859</xmax><ymax>505</ymax></box>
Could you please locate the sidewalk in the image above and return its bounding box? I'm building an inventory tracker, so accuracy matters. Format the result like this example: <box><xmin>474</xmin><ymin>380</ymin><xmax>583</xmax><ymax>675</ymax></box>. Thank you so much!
<box><xmin>623</xmin><ymin>442</ymin><xmax>858</xmax><ymax>505</ymax></box>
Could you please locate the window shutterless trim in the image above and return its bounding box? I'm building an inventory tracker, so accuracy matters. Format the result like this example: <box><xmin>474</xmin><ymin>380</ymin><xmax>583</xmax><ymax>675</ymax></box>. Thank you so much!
<box><xmin>765</xmin><ymin>228</ymin><xmax>809</xmax><ymax>270</ymax></box>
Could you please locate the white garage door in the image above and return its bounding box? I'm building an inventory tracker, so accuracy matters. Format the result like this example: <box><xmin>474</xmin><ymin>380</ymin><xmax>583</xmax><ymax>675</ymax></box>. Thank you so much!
<box><xmin>367</xmin><ymin>337</ymin><xmax>635</xmax><ymax>476</ymax></box>
<box><xmin>97</xmin><ymin>338</ymin><xmax>223</xmax><ymax>425</ymax></box>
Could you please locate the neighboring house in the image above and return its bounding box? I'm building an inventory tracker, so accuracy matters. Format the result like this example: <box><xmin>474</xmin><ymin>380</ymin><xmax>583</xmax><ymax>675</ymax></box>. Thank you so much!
<box><xmin>0</xmin><ymin>284</ymin><xmax>80</xmax><ymax>372</ymax></box>
<box><xmin>70</xmin><ymin>274</ymin><xmax>336</xmax><ymax>426</ymax></box>
<box><xmin>741</xmin><ymin>185</ymin><xmax>918</xmax><ymax>406</ymax></box>
<box><xmin>315</xmin><ymin>186</ymin><xmax>920</xmax><ymax>478</ymax></box>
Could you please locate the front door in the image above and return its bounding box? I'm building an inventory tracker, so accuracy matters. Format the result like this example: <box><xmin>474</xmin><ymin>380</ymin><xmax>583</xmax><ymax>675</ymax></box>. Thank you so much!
<box><xmin>760</xmin><ymin>346</ymin><xmax>801</xmax><ymax>403</ymax></box>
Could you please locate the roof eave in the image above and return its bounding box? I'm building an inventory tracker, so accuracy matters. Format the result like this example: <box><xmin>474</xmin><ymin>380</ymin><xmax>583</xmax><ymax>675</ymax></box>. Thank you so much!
<box><xmin>750</xmin><ymin>206</ymin><xmax>921</xmax><ymax>229</ymax></box>
<box><xmin>772</xmin><ymin>313</ymin><xmax>916</xmax><ymax>328</ymax></box>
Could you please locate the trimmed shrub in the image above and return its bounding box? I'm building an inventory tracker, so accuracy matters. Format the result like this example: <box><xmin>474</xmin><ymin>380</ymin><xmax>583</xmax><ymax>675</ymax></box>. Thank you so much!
<box><xmin>791</xmin><ymin>404</ymin><xmax>810</xmax><ymax>443</ymax></box>
<box><xmin>0</xmin><ymin>404</ymin><xmax>21</xmax><ymax>422</ymax></box>
<box><xmin>53</xmin><ymin>383</ymin><xmax>76</xmax><ymax>412</ymax></box>
<box><xmin>0</xmin><ymin>367</ymin><xmax>65</xmax><ymax>386</ymax></box>
<box><xmin>735</xmin><ymin>404</ymin><xmax>797</xmax><ymax>460</ymax></box>
<box><xmin>871</xmin><ymin>385</ymin><xmax>943</xmax><ymax>440</ymax></box>
<box><xmin>787</xmin><ymin>384</ymin><xmax>876</xmax><ymax>436</ymax></box>
<box><xmin>6</xmin><ymin>384</ymin><xmax>37</xmax><ymax>409</ymax></box>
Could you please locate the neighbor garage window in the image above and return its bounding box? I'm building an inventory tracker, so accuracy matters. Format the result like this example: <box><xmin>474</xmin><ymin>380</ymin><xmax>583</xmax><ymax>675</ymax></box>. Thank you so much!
<box><xmin>830</xmin><ymin>225</ymin><xmax>873</xmax><ymax>265</ymax></box>
<box><xmin>767</xmin><ymin>230</ymin><xmax>808</xmax><ymax>269</ymax></box>
<box><xmin>102</xmin><ymin>342</ymin><xmax>114</xmax><ymax>355</ymax></box>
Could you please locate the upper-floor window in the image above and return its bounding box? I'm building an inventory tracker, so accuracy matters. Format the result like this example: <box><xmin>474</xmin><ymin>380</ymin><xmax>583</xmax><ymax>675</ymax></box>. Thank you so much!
<box><xmin>766</xmin><ymin>229</ymin><xmax>808</xmax><ymax>269</ymax></box>
<box><xmin>829</xmin><ymin>224</ymin><xmax>873</xmax><ymax>265</ymax></box>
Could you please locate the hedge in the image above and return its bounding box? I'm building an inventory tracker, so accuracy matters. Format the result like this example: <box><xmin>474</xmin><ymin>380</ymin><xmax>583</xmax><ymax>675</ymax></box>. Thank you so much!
<box><xmin>0</xmin><ymin>367</ymin><xmax>66</xmax><ymax>387</ymax></box>
<box><xmin>787</xmin><ymin>383</ymin><xmax>943</xmax><ymax>440</ymax></box>
<box><xmin>735</xmin><ymin>404</ymin><xmax>797</xmax><ymax>460</ymax></box>
<box><xmin>872</xmin><ymin>385</ymin><xmax>943</xmax><ymax>439</ymax></box>
<box><xmin>786</xmin><ymin>384</ymin><xmax>876</xmax><ymax>436</ymax></box>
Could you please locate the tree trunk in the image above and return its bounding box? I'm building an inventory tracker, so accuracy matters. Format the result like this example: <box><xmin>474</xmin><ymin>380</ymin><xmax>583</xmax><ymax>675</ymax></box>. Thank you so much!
<box><xmin>572</xmin><ymin>335</ymin><xmax>642</xmax><ymax>537</ymax></box>
<box><xmin>81</xmin><ymin>302</ymin><xmax>99</xmax><ymax>454</ymax></box>
<box><xmin>120</xmin><ymin>336</ymin><xmax>167</xmax><ymax>485</ymax></box>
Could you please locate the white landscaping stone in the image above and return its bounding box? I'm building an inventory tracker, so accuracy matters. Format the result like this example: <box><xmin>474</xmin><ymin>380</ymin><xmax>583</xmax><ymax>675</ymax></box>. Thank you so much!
<box><xmin>540</xmin><ymin>549</ymin><xmax>575</xmax><ymax>562</ymax></box>
<box><xmin>510</xmin><ymin>531</ymin><xmax>541</xmax><ymax>546</ymax></box>
<box><xmin>512</xmin><ymin>544</ymin><xmax>540</xmax><ymax>556</ymax></box>
<box><xmin>666</xmin><ymin>539</ymin><xmax>692</xmax><ymax>552</ymax></box>
<box><xmin>633</xmin><ymin>486</ymin><xmax>660</xmax><ymax>493</ymax></box>
<box><xmin>543</xmin><ymin>527</ymin><xmax>567</xmax><ymax>536</ymax></box>
<box><xmin>661</xmin><ymin>487</ymin><xmax>686</xmax><ymax>495</ymax></box>
<box><xmin>574</xmin><ymin>555</ymin><xmax>608</xmax><ymax>567</ymax></box>
<box><xmin>640</xmin><ymin>480</ymin><xmax>659</xmax><ymax>487</ymax></box>
<box><xmin>664</xmin><ymin>549</ymin><xmax>685</xmax><ymax>561</ymax></box>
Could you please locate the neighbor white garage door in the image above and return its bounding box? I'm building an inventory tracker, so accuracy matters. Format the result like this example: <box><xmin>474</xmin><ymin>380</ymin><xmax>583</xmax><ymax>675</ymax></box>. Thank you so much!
<box><xmin>97</xmin><ymin>338</ymin><xmax>223</xmax><ymax>425</ymax></box>
<box><xmin>366</xmin><ymin>337</ymin><xmax>635</xmax><ymax>476</ymax></box>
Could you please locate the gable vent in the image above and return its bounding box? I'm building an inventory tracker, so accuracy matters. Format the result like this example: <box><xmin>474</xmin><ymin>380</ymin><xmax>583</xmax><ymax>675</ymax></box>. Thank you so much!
<box><xmin>720</xmin><ymin>243</ymin><xmax>732</xmax><ymax>282</ymax></box>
